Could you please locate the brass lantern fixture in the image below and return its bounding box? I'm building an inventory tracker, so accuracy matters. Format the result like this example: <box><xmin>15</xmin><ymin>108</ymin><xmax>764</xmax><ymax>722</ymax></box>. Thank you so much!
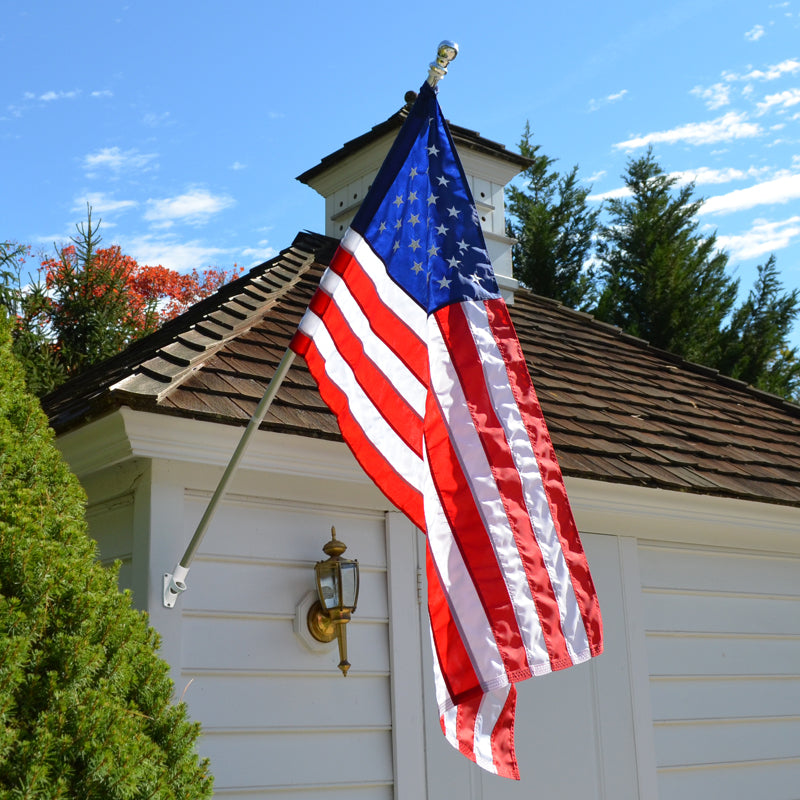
<box><xmin>307</xmin><ymin>527</ymin><xmax>359</xmax><ymax>676</ymax></box>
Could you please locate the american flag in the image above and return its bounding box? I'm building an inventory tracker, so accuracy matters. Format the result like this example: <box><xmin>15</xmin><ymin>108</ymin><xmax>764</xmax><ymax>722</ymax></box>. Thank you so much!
<box><xmin>290</xmin><ymin>82</ymin><xmax>603</xmax><ymax>779</ymax></box>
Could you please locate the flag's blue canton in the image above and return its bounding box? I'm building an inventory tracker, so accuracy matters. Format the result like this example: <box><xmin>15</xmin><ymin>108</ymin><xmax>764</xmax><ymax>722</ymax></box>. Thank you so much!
<box><xmin>361</xmin><ymin>89</ymin><xmax>499</xmax><ymax>315</ymax></box>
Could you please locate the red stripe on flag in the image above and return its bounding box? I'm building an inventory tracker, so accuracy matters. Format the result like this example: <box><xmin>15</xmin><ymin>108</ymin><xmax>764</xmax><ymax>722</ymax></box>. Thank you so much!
<box><xmin>330</xmin><ymin>247</ymin><xmax>428</xmax><ymax>385</ymax></box>
<box><xmin>424</xmin><ymin>386</ymin><xmax>533</xmax><ymax>682</ymax></box>
<box><xmin>298</xmin><ymin>333</ymin><xmax>426</xmax><ymax>530</ymax></box>
<box><xmin>289</xmin><ymin>322</ymin><xmax>314</xmax><ymax>356</ymax></box>
<box><xmin>456</xmin><ymin>692</ymin><xmax>479</xmax><ymax>763</ymax></box>
<box><xmin>450</xmin><ymin>684</ymin><xmax>521</xmax><ymax>780</ymax></box>
<box><xmin>485</xmin><ymin>299</ymin><xmax>603</xmax><ymax>655</ymax></box>
<box><xmin>437</xmin><ymin>303</ymin><xmax>573</xmax><ymax>670</ymax></box>
<box><xmin>425</xmin><ymin>543</ymin><xmax>482</xmax><ymax>704</ymax></box>
<box><xmin>491</xmin><ymin>685</ymin><xmax>519</xmax><ymax>780</ymax></box>
<box><xmin>307</xmin><ymin>291</ymin><xmax>424</xmax><ymax>458</ymax></box>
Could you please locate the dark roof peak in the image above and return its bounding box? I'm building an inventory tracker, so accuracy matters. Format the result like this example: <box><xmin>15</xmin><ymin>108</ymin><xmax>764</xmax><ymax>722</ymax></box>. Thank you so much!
<box><xmin>296</xmin><ymin>101</ymin><xmax>530</xmax><ymax>188</ymax></box>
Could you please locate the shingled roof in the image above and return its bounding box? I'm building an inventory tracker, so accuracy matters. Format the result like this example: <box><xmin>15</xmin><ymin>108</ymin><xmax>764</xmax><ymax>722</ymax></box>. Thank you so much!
<box><xmin>43</xmin><ymin>230</ymin><xmax>800</xmax><ymax>507</ymax></box>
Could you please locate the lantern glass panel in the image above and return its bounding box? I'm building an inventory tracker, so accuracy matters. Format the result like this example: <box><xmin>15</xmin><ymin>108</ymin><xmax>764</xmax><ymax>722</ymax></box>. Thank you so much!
<box><xmin>339</xmin><ymin>561</ymin><xmax>359</xmax><ymax>610</ymax></box>
<box><xmin>317</xmin><ymin>565</ymin><xmax>340</xmax><ymax>611</ymax></box>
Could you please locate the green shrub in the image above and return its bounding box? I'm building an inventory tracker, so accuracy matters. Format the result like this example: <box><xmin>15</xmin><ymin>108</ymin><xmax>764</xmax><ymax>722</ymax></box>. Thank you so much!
<box><xmin>0</xmin><ymin>310</ymin><xmax>212</xmax><ymax>799</ymax></box>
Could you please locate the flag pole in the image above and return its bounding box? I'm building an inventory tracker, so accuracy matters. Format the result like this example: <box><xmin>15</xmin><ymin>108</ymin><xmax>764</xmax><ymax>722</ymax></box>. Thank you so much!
<box><xmin>162</xmin><ymin>38</ymin><xmax>459</xmax><ymax>609</ymax></box>
<box><xmin>163</xmin><ymin>348</ymin><xmax>296</xmax><ymax>607</ymax></box>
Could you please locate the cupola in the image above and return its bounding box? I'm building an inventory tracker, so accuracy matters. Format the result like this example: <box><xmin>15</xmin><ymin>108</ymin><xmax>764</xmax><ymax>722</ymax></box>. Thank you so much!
<box><xmin>297</xmin><ymin>92</ymin><xmax>530</xmax><ymax>301</ymax></box>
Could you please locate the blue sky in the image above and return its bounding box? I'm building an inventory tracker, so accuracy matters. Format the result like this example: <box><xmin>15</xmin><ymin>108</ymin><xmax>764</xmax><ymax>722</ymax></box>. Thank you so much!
<box><xmin>2</xmin><ymin>0</ymin><xmax>800</xmax><ymax>341</ymax></box>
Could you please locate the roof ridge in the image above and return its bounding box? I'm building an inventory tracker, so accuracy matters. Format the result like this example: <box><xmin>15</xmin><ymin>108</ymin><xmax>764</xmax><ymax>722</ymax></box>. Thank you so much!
<box><xmin>42</xmin><ymin>231</ymin><xmax>335</xmax><ymax>428</ymax></box>
<box><xmin>297</xmin><ymin>104</ymin><xmax>530</xmax><ymax>186</ymax></box>
<box><xmin>110</xmin><ymin>235</ymin><xmax>327</xmax><ymax>401</ymax></box>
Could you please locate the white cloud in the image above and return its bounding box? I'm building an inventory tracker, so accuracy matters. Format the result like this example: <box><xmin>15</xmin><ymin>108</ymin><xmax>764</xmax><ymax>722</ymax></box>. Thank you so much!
<box><xmin>240</xmin><ymin>240</ymin><xmax>277</xmax><ymax>264</ymax></box>
<box><xmin>691</xmin><ymin>82</ymin><xmax>731</xmax><ymax>110</ymax></box>
<box><xmin>144</xmin><ymin>189</ymin><xmax>235</xmax><ymax>227</ymax></box>
<box><xmin>745</xmin><ymin>24</ymin><xmax>765</xmax><ymax>41</ymax></box>
<box><xmin>142</xmin><ymin>111</ymin><xmax>172</xmax><ymax>127</ymax></box>
<box><xmin>730</xmin><ymin>58</ymin><xmax>800</xmax><ymax>82</ymax></box>
<box><xmin>72</xmin><ymin>192</ymin><xmax>137</xmax><ymax>215</ymax></box>
<box><xmin>35</xmin><ymin>232</ymin><xmax>74</xmax><ymax>247</ymax></box>
<box><xmin>716</xmin><ymin>216</ymin><xmax>800</xmax><ymax>260</ymax></box>
<box><xmin>614</xmin><ymin>112</ymin><xmax>763</xmax><ymax>150</ymax></box>
<box><xmin>589</xmin><ymin>167</ymin><xmax>793</xmax><ymax>206</ymax></box>
<box><xmin>6</xmin><ymin>90</ymin><xmax>79</xmax><ymax>119</ymax></box>
<box><xmin>39</xmin><ymin>89</ymin><xmax>80</xmax><ymax>102</ymax></box>
<box><xmin>699</xmin><ymin>172</ymin><xmax>800</xmax><ymax>214</ymax></box>
<box><xmin>746</xmin><ymin>164</ymin><xmax>778</xmax><ymax>180</ymax></box>
<box><xmin>589</xmin><ymin>89</ymin><xmax>628</xmax><ymax>111</ymax></box>
<box><xmin>84</xmin><ymin>146</ymin><xmax>157</xmax><ymax>173</ymax></box>
<box><xmin>585</xmin><ymin>170</ymin><xmax>606</xmax><ymax>183</ymax></box>
<box><xmin>124</xmin><ymin>235</ymin><xmax>232</xmax><ymax>271</ymax></box>
<box><xmin>91</xmin><ymin>90</ymin><xmax>113</xmax><ymax>98</ymax></box>
<box><xmin>588</xmin><ymin>186</ymin><xmax>632</xmax><ymax>202</ymax></box>
<box><xmin>670</xmin><ymin>166</ymin><xmax>746</xmax><ymax>186</ymax></box>
<box><xmin>42</xmin><ymin>90</ymin><xmax>79</xmax><ymax>102</ymax></box>
<box><xmin>231</xmin><ymin>161</ymin><xmax>247</xmax><ymax>171</ymax></box>
<box><xmin>757</xmin><ymin>88</ymin><xmax>800</xmax><ymax>114</ymax></box>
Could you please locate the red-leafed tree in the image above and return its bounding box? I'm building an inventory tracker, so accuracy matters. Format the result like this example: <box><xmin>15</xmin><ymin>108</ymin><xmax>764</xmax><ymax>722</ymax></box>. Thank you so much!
<box><xmin>1</xmin><ymin>209</ymin><xmax>241</xmax><ymax>396</ymax></box>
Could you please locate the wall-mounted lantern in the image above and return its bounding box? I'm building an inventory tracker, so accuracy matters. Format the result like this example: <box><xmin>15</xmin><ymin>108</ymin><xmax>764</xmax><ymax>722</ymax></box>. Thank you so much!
<box><xmin>306</xmin><ymin>527</ymin><xmax>359</xmax><ymax>676</ymax></box>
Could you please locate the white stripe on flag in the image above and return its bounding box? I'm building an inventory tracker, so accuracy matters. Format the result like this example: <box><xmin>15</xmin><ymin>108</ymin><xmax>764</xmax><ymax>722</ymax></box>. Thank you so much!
<box><xmin>474</xmin><ymin>685</ymin><xmax>513</xmax><ymax>773</ymax></box>
<box><xmin>463</xmin><ymin>301</ymin><xmax>591</xmax><ymax>662</ymax></box>
<box><xmin>441</xmin><ymin>705</ymin><xmax>459</xmax><ymax>752</ymax></box>
<box><xmin>422</xmin><ymin>445</ymin><xmax>504</xmax><ymax>690</ymax></box>
<box><xmin>427</xmin><ymin>309</ymin><xmax>552</xmax><ymax>672</ymax></box>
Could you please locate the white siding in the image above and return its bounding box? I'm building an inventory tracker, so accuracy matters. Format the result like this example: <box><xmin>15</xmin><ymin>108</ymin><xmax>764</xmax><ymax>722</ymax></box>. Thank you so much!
<box><xmin>85</xmin><ymin>495</ymin><xmax>135</xmax><ymax>588</ymax></box>
<box><xmin>57</xmin><ymin>413</ymin><xmax>800</xmax><ymax>800</ymax></box>
<box><xmin>177</xmin><ymin>488</ymin><xmax>395</xmax><ymax>798</ymax></box>
<box><xmin>639</xmin><ymin>542</ymin><xmax>800</xmax><ymax>800</ymax></box>
<box><xmin>82</xmin><ymin>461</ymin><xmax>144</xmax><ymax>593</ymax></box>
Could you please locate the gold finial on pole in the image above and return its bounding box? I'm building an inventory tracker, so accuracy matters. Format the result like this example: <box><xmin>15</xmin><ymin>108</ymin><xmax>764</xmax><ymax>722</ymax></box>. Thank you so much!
<box><xmin>427</xmin><ymin>40</ymin><xmax>459</xmax><ymax>87</ymax></box>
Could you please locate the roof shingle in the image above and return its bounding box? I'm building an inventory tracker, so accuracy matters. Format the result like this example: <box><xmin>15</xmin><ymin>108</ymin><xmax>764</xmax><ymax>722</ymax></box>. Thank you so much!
<box><xmin>43</xmin><ymin>231</ymin><xmax>800</xmax><ymax>507</ymax></box>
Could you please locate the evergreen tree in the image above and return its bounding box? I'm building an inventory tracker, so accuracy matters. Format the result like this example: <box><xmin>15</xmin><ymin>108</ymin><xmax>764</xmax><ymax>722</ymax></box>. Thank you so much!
<box><xmin>0</xmin><ymin>242</ymin><xmax>67</xmax><ymax>396</ymax></box>
<box><xmin>0</xmin><ymin>309</ymin><xmax>213</xmax><ymax>798</ymax></box>
<box><xmin>43</xmin><ymin>209</ymin><xmax>142</xmax><ymax>378</ymax></box>
<box><xmin>595</xmin><ymin>149</ymin><xmax>738</xmax><ymax>364</ymax></box>
<box><xmin>718</xmin><ymin>255</ymin><xmax>800</xmax><ymax>399</ymax></box>
<box><xmin>506</xmin><ymin>124</ymin><xmax>600</xmax><ymax>310</ymax></box>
